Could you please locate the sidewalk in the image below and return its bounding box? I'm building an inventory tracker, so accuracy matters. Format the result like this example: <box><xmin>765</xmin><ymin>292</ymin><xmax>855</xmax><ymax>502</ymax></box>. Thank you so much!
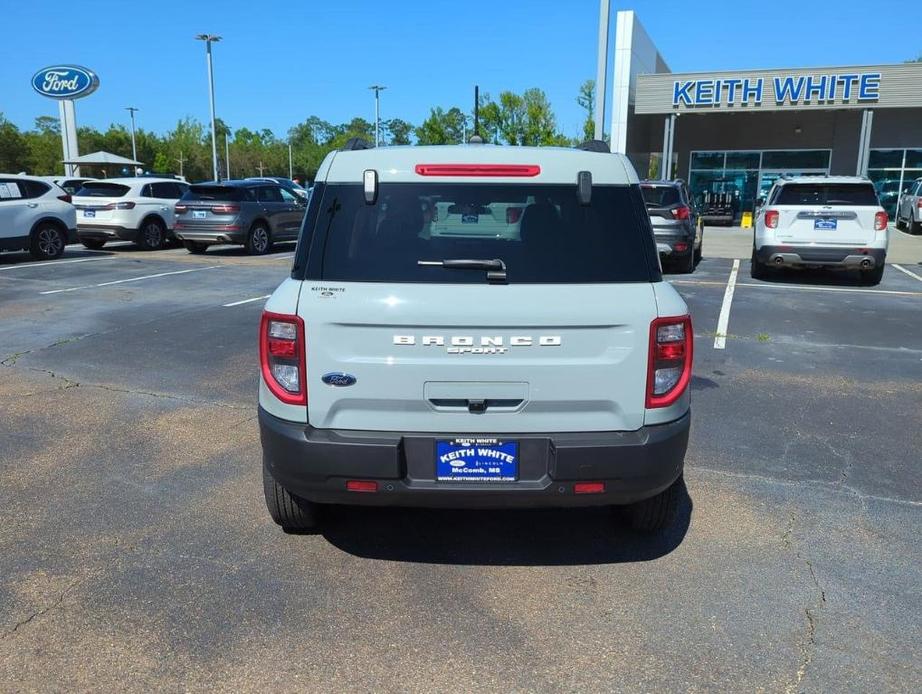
<box><xmin>702</xmin><ymin>225</ymin><xmax>922</xmax><ymax>265</ymax></box>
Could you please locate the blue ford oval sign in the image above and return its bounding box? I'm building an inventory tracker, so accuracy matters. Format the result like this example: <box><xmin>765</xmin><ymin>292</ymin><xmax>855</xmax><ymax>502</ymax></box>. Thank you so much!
<box><xmin>32</xmin><ymin>65</ymin><xmax>100</xmax><ymax>100</ymax></box>
<box><xmin>321</xmin><ymin>372</ymin><xmax>357</xmax><ymax>387</ymax></box>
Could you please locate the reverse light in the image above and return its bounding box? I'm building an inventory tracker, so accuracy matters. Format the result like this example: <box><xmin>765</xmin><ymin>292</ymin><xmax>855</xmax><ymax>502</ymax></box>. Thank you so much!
<box><xmin>646</xmin><ymin>316</ymin><xmax>693</xmax><ymax>409</ymax></box>
<box><xmin>259</xmin><ymin>311</ymin><xmax>306</xmax><ymax>405</ymax></box>
<box><xmin>671</xmin><ymin>206</ymin><xmax>691</xmax><ymax>221</ymax></box>
<box><xmin>764</xmin><ymin>209</ymin><xmax>779</xmax><ymax>229</ymax></box>
<box><xmin>874</xmin><ymin>211</ymin><xmax>888</xmax><ymax>231</ymax></box>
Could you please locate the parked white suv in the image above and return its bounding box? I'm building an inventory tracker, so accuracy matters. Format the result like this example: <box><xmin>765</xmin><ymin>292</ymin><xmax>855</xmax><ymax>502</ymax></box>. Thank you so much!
<box><xmin>0</xmin><ymin>174</ymin><xmax>77</xmax><ymax>260</ymax></box>
<box><xmin>72</xmin><ymin>178</ymin><xmax>189</xmax><ymax>250</ymax></box>
<box><xmin>258</xmin><ymin>140</ymin><xmax>693</xmax><ymax>534</ymax></box>
<box><xmin>752</xmin><ymin>176</ymin><xmax>888</xmax><ymax>285</ymax></box>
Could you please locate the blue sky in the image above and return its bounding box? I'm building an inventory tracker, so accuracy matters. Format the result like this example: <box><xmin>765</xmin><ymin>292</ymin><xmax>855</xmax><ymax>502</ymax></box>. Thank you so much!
<box><xmin>1</xmin><ymin>0</ymin><xmax>916</xmax><ymax>139</ymax></box>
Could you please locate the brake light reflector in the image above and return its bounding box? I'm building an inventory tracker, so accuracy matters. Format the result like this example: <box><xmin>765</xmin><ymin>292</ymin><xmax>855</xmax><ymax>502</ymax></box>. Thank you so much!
<box><xmin>574</xmin><ymin>482</ymin><xmax>605</xmax><ymax>495</ymax></box>
<box><xmin>646</xmin><ymin>316</ymin><xmax>693</xmax><ymax>409</ymax></box>
<box><xmin>764</xmin><ymin>210</ymin><xmax>779</xmax><ymax>229</ymax></box>
<box><xmin>414</xmin><ymin>164</ymin><xmax>540</xmax><ymax>177</ymax></box>
<box><xmin>874</xmin><ymin>211</ymin><xmax>888</xmax><ymax>231</ymax></box>
<box><xmin>671</xmin><ymin>205</ymin><xmax>690</xmax><ymax>220</ymax></box>
<box><xmin>260</xmin><ymin>311</ymin><xmax>306</xmax><ymax>405</ymax></box>
<box><xmin>346</xmin><ymin>480</ymin><xmax>379</xmax><ymax>493</ymax></box>
<box><xmin>506</xmin><ymin>207</ymin><xmax>523</xmax><ymax>224</ymax></box>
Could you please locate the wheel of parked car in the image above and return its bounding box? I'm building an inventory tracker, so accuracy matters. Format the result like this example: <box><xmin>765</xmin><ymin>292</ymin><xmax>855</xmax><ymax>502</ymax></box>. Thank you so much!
<box><xmin>29</xmin><ymin>223</ymin><xmax>66</xmax><ymax>260</ymax></box>
<box><xmin>81</xmin><ymin>239</ymin><xmax>106</xmax><ymax>250</ymax></box>
<box><xmin>694</xmin><ymin>237</ymin><xmax>703</xmax><ymax>265</ymax></box>
<box><xmin>246</xmin><ymin>223</ymin><xmax>272</xmax><ymax>255</ymax></box>
<box><xmin>262</xmin><ymin>462</ymin><xmax>317</xmax><ymax>531</ymax></box>
<box><xmin>678</xmin><ymin>249</ymin><xmax>695</xmax><ymax>274</ymax></box>
<box><xmin>750</xmin><ymin>249</ymin><xmax>769</xmax><ymax>280</ymax></box>
<box><xmin>860</xmin><ymin>265</ymin><xmax>885</xmax><ymax>286</ymax></box>
<box><xmin>909</xmin><ymin>218</ymin><xmax>921</xmax><ymax>235</ymax></box>
<box><xmin>621</xmin><ymin>475</ymin><xmax>683</xmax><ymax>531</ymax></box>
<box><xmin>136</xmin><ymin>218</ymin><xmax>165</xmax><ymax>251</ymax></box>
<box><xmin>184</xmin><ymin>241</ymin><xmax>208</xmax><ymax>255</ymax></box>
<box><xmin>895</xmin><ymin>213</ymin><xmax>906</xmax><ymax>231</ymax></box>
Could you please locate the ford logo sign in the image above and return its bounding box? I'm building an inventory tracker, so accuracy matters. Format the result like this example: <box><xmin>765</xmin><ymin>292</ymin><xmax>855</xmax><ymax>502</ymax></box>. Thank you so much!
<box><xmin>32</xmin><ymin>65</ymin><xmax>100</xmax><ymax>100</ymax></box>
<box><xmin>321</xmin><ymin>372</ymin><xmax>356</xmax><ymax>387</ymax></box>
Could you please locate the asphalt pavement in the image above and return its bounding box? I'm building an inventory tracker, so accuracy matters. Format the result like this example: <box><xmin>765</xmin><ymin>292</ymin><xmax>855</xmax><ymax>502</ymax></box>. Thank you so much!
<box><xmin>0</xmin><ymin>241</ymin><xmax>919</xmax><ymax>691</ymax></box>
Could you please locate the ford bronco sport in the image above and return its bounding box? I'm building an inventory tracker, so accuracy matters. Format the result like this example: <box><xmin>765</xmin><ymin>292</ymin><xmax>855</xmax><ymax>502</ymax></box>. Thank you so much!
<box><xmin>259</xmin><ymin>140</ymin><xmax>693</xmax><ymax>532</ymax></box>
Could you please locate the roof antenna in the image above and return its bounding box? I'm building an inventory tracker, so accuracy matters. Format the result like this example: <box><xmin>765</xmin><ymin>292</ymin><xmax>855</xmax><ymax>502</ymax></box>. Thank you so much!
<box><xmin>468</xmin><ymin>85</ymin><xmax>483</xmax><ymax>144</ymax></box>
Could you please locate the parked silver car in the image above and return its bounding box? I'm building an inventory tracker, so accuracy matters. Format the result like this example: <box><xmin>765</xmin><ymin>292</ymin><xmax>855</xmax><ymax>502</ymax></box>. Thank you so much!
<box><xmin>173</xmin><ymin>180</ymin><xmax>306</xmax><ymax>255</ymax></box>
<box><xmin>895</xmin><ymin>178</ymin><xmax>922</xmax><ymax>234</ymax></box>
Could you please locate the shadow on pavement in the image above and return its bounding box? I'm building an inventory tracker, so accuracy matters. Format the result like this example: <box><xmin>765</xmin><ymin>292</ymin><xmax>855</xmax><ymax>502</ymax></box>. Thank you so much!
<box><xmin>319</xmin><ymin>479</ymin><xmax>692</xmax><ymax>566</ymax></box>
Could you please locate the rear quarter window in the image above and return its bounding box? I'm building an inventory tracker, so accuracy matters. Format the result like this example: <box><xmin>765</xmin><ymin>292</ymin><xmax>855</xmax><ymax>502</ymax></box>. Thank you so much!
<box><xmin>775</xmin><ymin>183</ymin><xmax>879</xmax><ymax>206</ymax></box>
<box><xmin>301</xmin><ymin>183</ymin><xmax>659</xmax><ymax>284</ymax></box>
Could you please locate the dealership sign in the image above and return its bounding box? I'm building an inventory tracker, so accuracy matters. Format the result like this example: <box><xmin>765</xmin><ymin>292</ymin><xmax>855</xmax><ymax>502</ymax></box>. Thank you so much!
<box><xmin>672</xmin><ymin>72</ymin><xmax>881</xmax><ymax>108</ymax></box>
<box><xmin>31</xmin><ymin>65</ymin><xmax>100</xmax><ymax>100</ymax></box>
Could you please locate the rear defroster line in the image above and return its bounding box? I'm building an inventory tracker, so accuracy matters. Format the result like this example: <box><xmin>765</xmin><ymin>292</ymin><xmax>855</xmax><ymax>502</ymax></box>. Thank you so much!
<box><xmin>39</xmin><ymin>265</ymin><xmax>222</xmax><ymax>295</ymax></box>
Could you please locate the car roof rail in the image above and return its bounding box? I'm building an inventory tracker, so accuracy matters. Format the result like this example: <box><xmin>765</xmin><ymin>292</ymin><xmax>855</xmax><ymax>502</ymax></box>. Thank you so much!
<box><xmin>341</xmin><ymin>137</ymin><xmax>372</xmax><ymax>151</ymax></box>
<box><xmin>576</xmin><ymin>139</ymin><xmax>610</xmax><ymax>153</ymax></box>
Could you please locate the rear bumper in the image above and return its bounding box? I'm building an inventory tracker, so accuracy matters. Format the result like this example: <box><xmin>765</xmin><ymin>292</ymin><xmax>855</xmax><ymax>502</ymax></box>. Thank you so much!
<box><xmin>259</xmin><ymin>407</ymin><xmax>690</xmax><ymax>508</ymax></box>
<box><xmin>755</xmin><ymin>244</ymin><xmax>886</xmax><ymax>269</ymax></box>
<box><xmin>654</xmin><ymin>229</ymin><xmax>694</xmax><ymax>256</ymax></box>
<box><xmin>77</xmin><ymin>225</ymin><xmax>138</xmax><ymax>242</ymax></box>
<box><xmin>174</xmin><ymin>226</ymin><xmax>246</xmax><ymax>244</ymax></box>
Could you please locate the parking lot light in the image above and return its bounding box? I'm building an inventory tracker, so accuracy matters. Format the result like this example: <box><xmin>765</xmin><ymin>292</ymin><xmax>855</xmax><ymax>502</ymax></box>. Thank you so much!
<box><xmin>195</xmin><ymin>34</ymin><xmax>222</xmax><ymax>181</ymax></box>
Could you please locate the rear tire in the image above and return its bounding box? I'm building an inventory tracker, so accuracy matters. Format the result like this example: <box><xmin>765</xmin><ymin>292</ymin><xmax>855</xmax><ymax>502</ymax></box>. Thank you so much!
<box><xmin>29</xmin><ymin>223</ymin><xmax>66</xmax><ymax>260</ymax></box>
<box><xmin>81</xmin><ymin>239</ymin><xmax>106</xmax><ymax>250</ymax></box>
<box><xmin>246</xmin><ymin>223</ymin><xmax>272</xmax><ymax>255</ymax></box>
<box><xmin>678</xmin><ymin>248</ymin><xmax>695</xmax><ymax>274</ymax></box>
<box><xmin>750</xmin><ymin>249</ymin><xmax>769</xmax><ymax>280</ymax></box>
<box><xmin>623</xmin><ymin>475</ymin><xmax>682</xmax><ymax>532</ymax></box>
<box><xmin>895</xmin><ymin>214</ymin><xmax>906</xmax><ymax>231</ymax></box>
<box><xmin>909</xmin><ymin>219</ymin><xmax>922</xmax><ymax>235</ymax></box>
<box><xmin>184</xmin><ymin>241</ymin><xmax>208</xmax><ymax>255</ymax></box>
<box><xmin>860</xmin><ymin>264</ymin><xmax>885</xmax><ymax>286</ymax></box>
<box><xmin>694</xmin><ymin>236</ymin><xmax>703</xmax><ymax>265</ymax></box>
<box><xmin>136</xmin><ymin>218</ymin><xmax>165</xmax><ymax>251</ymax></box>
<box><xmin>263</xmin><ymin>463</ymin><xmax>317</xmax><ymax>531</ymax></box>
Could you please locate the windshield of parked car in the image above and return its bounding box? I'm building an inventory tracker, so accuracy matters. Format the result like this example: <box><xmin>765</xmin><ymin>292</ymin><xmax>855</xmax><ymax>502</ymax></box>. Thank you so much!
<box><xmin>305</xmin><ymin>183</ymin><xmax>657</xmax><ymax>284</ymax></box>
<box><xmin>774</xmin><ymin>183</ymin><xmax>879</xmax><ymax>206</ymax></box>
<box><xmin>75</xmin><ymin>182</ymin><xmax>130</xmax><ymax>197</ymax></box>
<box><xmin>641</xmin><ymin>185</ymin><xmax>681</xmax><ymax>207</ymax></box>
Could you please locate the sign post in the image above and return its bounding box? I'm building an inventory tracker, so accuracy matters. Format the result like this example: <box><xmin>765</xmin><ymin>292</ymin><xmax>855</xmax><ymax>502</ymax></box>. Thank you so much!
<box><xmin>31</xmin><ymin>65</ymin><xmax>100</xmax><ymax>177</ymax></box>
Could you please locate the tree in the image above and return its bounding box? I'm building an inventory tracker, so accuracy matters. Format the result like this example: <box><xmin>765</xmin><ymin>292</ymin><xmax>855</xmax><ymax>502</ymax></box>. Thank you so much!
<box><xmin>521</xmin><ymin>88</ymin><xmax>558</xmax><ymax>146</ymax></box>
<box><xmin>385</xmin><ymin>118</ymin><xmax>414</xmax><ymax>145</ymax></box>
<box><xmin>0</xmin><ymin>114</ymin><xmax>29</xmax><ymax>173</ymax></box>
<box><xmin>577</xmin><ymin>79</ymin><xmax>595</xmax><ymax>142</ymax></box>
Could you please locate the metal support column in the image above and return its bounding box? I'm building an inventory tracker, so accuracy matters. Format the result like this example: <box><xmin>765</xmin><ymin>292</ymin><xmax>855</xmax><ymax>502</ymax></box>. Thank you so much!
<box><xmin>593</xmin><ymin>0</ymin><xmax>610</xmax><ymax>141</ymax></box>
<box><xmin>661</xmin><ymin>116</ymin><xmax>671</xmax><ymax>180</ymax></box>
<box><xmin>665</xmin><ymin>114</ymin><xmax>676</xmax><ymax>180</ymax></box>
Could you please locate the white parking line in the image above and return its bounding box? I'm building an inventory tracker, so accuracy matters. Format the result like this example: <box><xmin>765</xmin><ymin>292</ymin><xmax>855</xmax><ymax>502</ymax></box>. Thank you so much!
<box><xmin>671</xmin><ymin>278</ymin><xmax>922</xmax><ymax>297</ymax></box>
<box><xmin>39</xmin><ymin>265</ymin><xmax>221</xmax><ymax>295</ymax></box>
<box><xmin>223</xmin><ymin>295</ymin><xmax>271</xmax><ymax>307</ymax></box>
<box><xmin>0</xmin><ymin>255</ymin><xmax>117</xmax><ymax>272</ymax></box>
<box><xmin>713</xmin><ymin>259</ymin><xmax>740</xmax><ymax>350</ymax></box>
<box><xmin>892</xmin><ymin>264</ymin><xmax>922</xmax><ymax>283</ymax></box>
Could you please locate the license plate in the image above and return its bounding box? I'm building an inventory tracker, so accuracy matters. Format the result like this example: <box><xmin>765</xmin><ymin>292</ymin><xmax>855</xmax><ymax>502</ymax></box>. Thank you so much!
<box><xmin>461</xmin><ymin>214</ymin><xmax>479</xmax><ymax>224</ymax></box>
<box><xmin>814</xmin><ymin>217</ymin><xmax>837</xmax><ymax>230</ymax></box>
<box><xmin>83</xmin><ymin>209</ymin><xmax>95</xmax><ymax>218</ymax></box>
<box><xmin>193</xmin><ymin>210</ymin><xmax>207</xmax><ymax>219</ymax></box>
<box><xmin>436</xmin><ymin>439</ymin><xmax>518</xmax><ymax>482</ymax></box>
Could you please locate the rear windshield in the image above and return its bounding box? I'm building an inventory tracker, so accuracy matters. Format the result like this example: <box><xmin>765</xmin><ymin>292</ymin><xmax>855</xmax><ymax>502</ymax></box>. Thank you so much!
<box><xmin>303</xmin><ymin>183</ymin><xmax>656</xmax><ymax>284</ymax></box>
<box><xmin>76</xmin><ymin>182</ymin><xmax>130</xmax><ymax>198</ymax></box>
<box><xmin>182</xmin><ymin>186</ymin><xmax>247</xmax><ymax>201</ymax></box>
<box><xmin>774</xmin><ymin>183</ymin><xmax>879</xmax><ymax>206</ymax></box>
<box><xmin>641</xmin><ymin>185</ymin><xmax>681</xmax><ymax>207</ymax></box>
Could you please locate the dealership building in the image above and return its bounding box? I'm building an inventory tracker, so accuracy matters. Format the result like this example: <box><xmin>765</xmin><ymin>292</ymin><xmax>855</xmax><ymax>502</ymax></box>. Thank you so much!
<box><xmin>609</xmin><ymin>10</ymin><xmax>922</xmax><ymax>220</ymax></box>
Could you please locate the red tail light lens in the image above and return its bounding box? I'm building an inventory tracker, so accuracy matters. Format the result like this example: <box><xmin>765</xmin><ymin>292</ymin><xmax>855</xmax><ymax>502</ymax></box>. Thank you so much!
<box><xmin>174</xmin><ymin>204</ymin><xmax>188</xmax><ymax>213</ymax></box>
<box><xmin>346</xmin><ymin>480</ymin><xmax>379</xmax><ymax>493</ymax></box>
<box><xmin>917</xmin><ymin>199</ymin><xmax>922</xmax><ymax>209</ymax></box>
<box><xmin>646</xmin><ymin>316</ymin><xmax>693</xmax><ymax>409</ymax></box>
<box><xmin>506</xmin><ymin>207</ymin><xmax>523</xmax><ymax>224</ymax></box>
<box><xmin>415</xmin><ymin>164</ymin><xmax>541</xmax><ymax>177</ymax></box>
<box><xmin>874</xmin><ymin>211</ymin><xmax>888</xmax><ymax>231</ymax></box>
<box><xmin>260</xmin><ymin>311</ymin><xmax>307</xmax><ymax>405</ymax></box>
<box><xmin>212</xmin><ymin>204</ymin><xmax>241</xmax><ymax>214</ymax></box>
<box><xmin>764</xmin><ymin>210</ymin><xmax>779</xmax><ymax>229</ymax></box>
<box><xmin>574</xmin><ymin>482</ymin><xmax>605</xmax><ymax>495</ymax></box>
<box><xmin>103</xmin><ymin>201</ymin><xmax>136</xmax><ymax>210</ymax></box>
<box><xmin>671</xmin><ymin>205</ymin><xmax>690</xmax><ymax>220</ymax></box>
<box><xmin>58</xmin><ymin>194</ymin><xmax>72</xmax><ymax>204</ymax></box>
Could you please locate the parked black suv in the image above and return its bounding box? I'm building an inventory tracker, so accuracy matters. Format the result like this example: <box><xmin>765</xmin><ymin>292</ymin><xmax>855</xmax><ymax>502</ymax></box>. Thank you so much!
<box><xmin>641</xmin><ymin>180</ymin><xmax>702</xmax><ymax>273</ymax></box>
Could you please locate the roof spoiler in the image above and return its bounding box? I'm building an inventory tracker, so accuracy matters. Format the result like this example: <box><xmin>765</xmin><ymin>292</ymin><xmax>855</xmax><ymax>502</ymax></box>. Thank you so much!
<box><xmin>576</xmin><ymin>140</ymin><xmax>610</xmax><ymax>153</ymax></box>
<box><xmin>341</xmin><ymin>137</ymin><xmax>372</xmax><ymax>151</ymax></box>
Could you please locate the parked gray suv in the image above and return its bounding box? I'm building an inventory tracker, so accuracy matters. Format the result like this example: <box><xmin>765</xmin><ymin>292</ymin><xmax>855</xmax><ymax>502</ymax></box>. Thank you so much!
<box><xmin>641</xmin><ymin>179</ymin><xmax>702</xmax><ymax>273</ymax></box>
<box><xmin>895</xmin><ymin>178</ymin><xmax>922</xmax><ymax>234</ymax></box>
<box><xmin>174</xmin><ymin>180</ymin><xmax>306</xmax><ymax>255</ymax></box>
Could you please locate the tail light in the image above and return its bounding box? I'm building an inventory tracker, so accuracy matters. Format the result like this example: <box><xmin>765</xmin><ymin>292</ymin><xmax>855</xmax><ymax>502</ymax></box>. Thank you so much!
<box><xmin>259</xmin><ymin>311</ymin><xmax>307</xmax><ymax>405</ymax></box>
<box><xmin>671</xmin><ymin>206</ymin><xmax>690</xmax><ymax>220</ymax></box>
<box><xmin>58</xmin><ymin>194</ymin><xmax>72</xmax><ymax>203</ymax></box>
<box><xmin>103</xmin><ymin>201</ymin><xmax>136</xmax><ymax>210</ymax></box>
<box><xmin>506</xmin><ymin>207</ymin><xmax>523</xmax><ymax>224</ymax></box>
<box><xmin>212</xmin><ymin>204</ymin><xmax>241</xmax><ymax>214</ymax></box>
<box><xmin>917</xmin><ymin>199</ymin><xmax>922</xmax><ymax>209</ymax></box>
<box><xmin>764</xmin><ymin>209</ymin><xmax>779</xmax><ymax>229</ymax></box>
<box><xmin>174</xmin><ymin>204</ymin><xmax>188</xmax><ymax>214</ymax></box>
<box><xmin>646</xmin><ymin>316</ymin><xmax>693</xmax><ymax>409</ymax></box>
<box><xmin>874</xmin><ymin>211</ymin><xmax>888</xmax><ymax>231</ymax></box>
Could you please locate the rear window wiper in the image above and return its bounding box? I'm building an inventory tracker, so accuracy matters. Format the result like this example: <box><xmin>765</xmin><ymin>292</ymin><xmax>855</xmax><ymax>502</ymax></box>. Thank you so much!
<box><xmin>417</xmin><ymin>258</ymin><xmax>507</xmax><ymax>284</ymax></box>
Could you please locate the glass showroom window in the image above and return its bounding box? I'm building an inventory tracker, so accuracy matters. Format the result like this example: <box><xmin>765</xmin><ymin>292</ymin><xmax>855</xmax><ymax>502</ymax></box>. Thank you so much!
<box><xmin>868</xmin><ymin>149</ymin><xmax>922</xmax><ymax>217</ymax></box>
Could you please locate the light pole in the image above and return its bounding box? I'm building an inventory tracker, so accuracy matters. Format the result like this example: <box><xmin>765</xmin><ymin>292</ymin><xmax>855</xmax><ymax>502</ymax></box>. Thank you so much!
<box><xmin>195</xmin><ymin>33</ymin><xmax>222</xmax><ymax>181</ymax></box>
<box><xmin>288</xmin><ymin>141</ymin><xmax>293</xmax><ymax>180</ymax></box>
<box><xmin>225</xmin><ymin>134</ymin><xmax>231</xmax><ymax>179</ymax></box>
<box><xmin>125</xmin><ymin>107</ymin><xmax>139</xmax><ymax>171</ymax></box>
<box><xmin>368</xmin><ymin>85</ymin><xmax>386</xmax><ymax>147</ymax></box>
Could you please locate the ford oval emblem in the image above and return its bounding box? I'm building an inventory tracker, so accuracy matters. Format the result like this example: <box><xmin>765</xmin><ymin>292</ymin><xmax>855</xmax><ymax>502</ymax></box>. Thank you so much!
<box><xmin>321</xmin><ymin>372</ymin><xmax>356</xmax><ymax>387</ymax></box>
<box><xmin>32</xmin><ymin>65</ymin><xmax>100</xmax><ymax>100</ymax></box>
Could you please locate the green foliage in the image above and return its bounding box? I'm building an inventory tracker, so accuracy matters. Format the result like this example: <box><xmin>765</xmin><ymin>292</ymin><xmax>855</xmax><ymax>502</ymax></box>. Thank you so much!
<box><xmin>0</xmin><ymin>114</ymin><xmax>29</xmax><ymax>172</ymax></box>
<box><xmin>478</xmin><ymin>88</ymin><xmax>569</xmax><ymax>146</ymax></box>
<box><xmin>385</xmin><ymin>118</ymin><xmax>414</xmax><ymax>145</ymax></box>
<box><xmin>577</xmin><ymin>79</ymin><xmax>595</xmax><ymax>142</ymax></box>
<box><xmin>415</xmin><ymin>107</ymin><xmax>467</xmax><ymax>145</ymax></box>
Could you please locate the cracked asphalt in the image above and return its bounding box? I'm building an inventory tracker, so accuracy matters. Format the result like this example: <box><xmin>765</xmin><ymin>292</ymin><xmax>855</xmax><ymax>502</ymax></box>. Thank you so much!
<box><xmin>0</xmin><ymin>242</ymin><xmax>920</xmax><ymax>691</ymax></box>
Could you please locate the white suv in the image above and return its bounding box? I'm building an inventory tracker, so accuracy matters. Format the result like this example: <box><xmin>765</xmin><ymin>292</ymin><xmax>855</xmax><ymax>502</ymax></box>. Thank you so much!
<box><xmin>72</xmin><ymin>178</ymin><xmax>189</xmax><ymax>250</ymax></box>
<box><xmin>752</xmin><ymin>176</ymin><xmax>888</xmax><ymax>285</ymax></box>
<box><xmin>0</xmin><ymin>174</ymin><xmax>77</xmax><ymax>260</ymax></box>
